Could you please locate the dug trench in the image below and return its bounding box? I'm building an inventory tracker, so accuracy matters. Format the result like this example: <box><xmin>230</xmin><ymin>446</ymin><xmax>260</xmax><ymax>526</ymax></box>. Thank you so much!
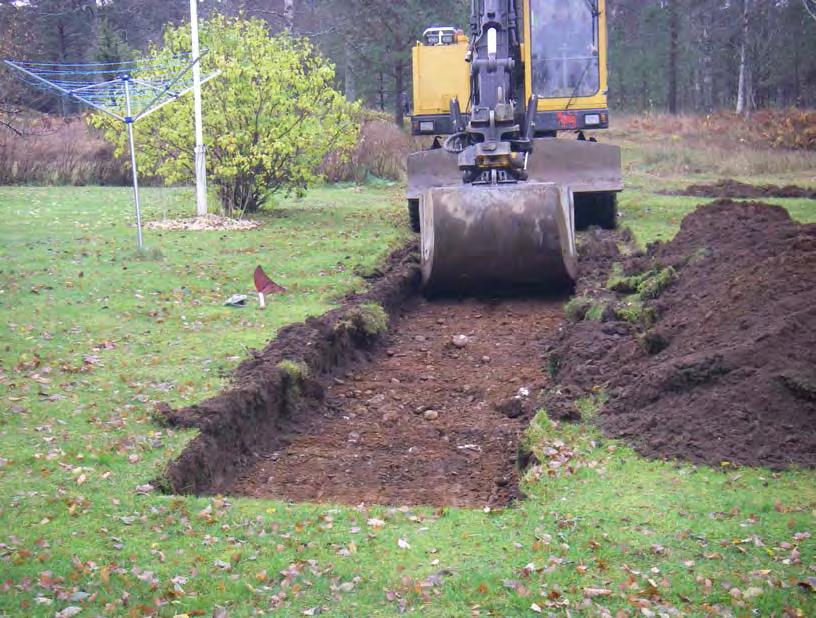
<box><xmin>158</xmin><ymin>198</ymin><xmax>816</xmax><ymax>507</ymax></box>
<box><xmin>158</xmin><ymin>244</ymin><xmax>568</xmax><ymax>508</ymax></box>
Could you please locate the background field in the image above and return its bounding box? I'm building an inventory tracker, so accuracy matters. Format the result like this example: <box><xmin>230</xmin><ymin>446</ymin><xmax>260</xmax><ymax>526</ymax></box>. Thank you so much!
<box><xmin>1</xmin><ymin>135</ymin><xmax>814</xmax><ymax>616</ymax></box>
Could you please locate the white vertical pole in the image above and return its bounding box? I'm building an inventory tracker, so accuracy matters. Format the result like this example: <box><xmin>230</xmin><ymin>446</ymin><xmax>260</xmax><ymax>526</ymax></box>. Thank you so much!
<box><xmin>124</xmin><ymin>77</ymin><xmax>144</xmax><ymax>249</ymax></box>
<box><xmin>190</xmin><ymin>0</ymin><xmax>208</xmax><ymax>216</ymax></box>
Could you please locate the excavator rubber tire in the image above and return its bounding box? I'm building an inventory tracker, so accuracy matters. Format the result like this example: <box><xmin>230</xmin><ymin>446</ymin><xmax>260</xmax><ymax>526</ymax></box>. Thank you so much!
<box><xmin>574</xmin><ymin>193</ymin><xmax>617</xmax><ymax>230</ymax></box>
<box><xmin>408</xmin><ymin>199</ymin><xmax>421</xmax><ymax>233</ymax></box>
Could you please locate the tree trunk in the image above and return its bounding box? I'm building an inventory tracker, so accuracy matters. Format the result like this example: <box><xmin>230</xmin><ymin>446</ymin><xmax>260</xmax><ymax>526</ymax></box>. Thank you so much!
<box><xmin>378</xmin><ymin>71</ymin><xmax>385</xmax><ymax>111</ymax></box>
<box><xmin>736</xmin><ymin>0</ymin><xmax>750</xmax><ymax>114</ymax></box>
<box><xmin>641</xmin><ymin>76</ymin><xmax>648</xmax><ymax>110</ymax></box>
<box><xmin>393</xmin><ymin>60</ymin><xmax>405</xmax><ymax>127</ymax></box>
<box><xmin>57</xmin><ymin>20</ymin><xmax>70</xmax><ymax>116</ymax></box>
<box><xmin>668</xmin><ymin>0</ymin><xmax>679</xmax><ymax>114</ymax></box>
<box><xmin>283</xmin><ymin>0</ymin><xmax>295</xmax><ymax>32</ymax></box>
<box><xmin>701</xmin><ymin>21</ymin><xmax>713</xmax><ymax>113</ymax></box>
<box><xmin>344</xmin><ymin>39</ymin><xmax>356</xmax><ymax>102</ymax></box>
<box><xmin>793</xmin><ymin>44</ymin><xmax>801</xmax><ymax>106</ymax></box>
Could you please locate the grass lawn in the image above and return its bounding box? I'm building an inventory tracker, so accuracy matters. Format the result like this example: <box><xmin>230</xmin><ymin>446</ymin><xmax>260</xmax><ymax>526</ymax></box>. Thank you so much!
<box><xmin>1</xmin><ymin>165</ymin><xmax>815</xmax><ymax>615</ymax></box>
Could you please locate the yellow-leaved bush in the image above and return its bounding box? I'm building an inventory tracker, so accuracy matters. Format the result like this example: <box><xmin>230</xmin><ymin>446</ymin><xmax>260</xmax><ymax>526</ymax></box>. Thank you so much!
<box><xmin>90</xmin><ymin>15</ymin><xmax>360</xmax><ymax>214</ymax></box>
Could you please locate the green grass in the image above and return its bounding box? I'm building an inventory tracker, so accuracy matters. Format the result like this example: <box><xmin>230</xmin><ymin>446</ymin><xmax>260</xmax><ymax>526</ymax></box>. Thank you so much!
<box><xmin>1</xmin><ymin>175</ymin><xmax>814</xmax><ymax>616</ymax></box>
<box><xmin>619</xmin><ymin>191</ymin><xmax>816</xmax><ymax>248</ymax></box>
<box><xmin>612</xmin><ymin>125</ymin><xmax>816</xmax><ymax>247</ymax></box>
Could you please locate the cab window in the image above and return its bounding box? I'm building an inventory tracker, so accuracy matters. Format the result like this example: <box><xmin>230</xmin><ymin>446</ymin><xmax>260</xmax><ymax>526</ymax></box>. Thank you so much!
<box><xmin>529</xmin><ymin>0</ymin><xmax>600</xmax><ymax>99</ymax></box>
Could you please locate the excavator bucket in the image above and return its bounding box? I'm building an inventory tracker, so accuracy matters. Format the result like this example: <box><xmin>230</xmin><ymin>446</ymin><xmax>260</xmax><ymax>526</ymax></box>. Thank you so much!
<box><xmin>408</xmin><ymin>138</ymin><xmax>622</xmax><ymax>293</ymax></box>
<box><xmin>419</xmin><ymin>182</ymin><xmax>577</xmax><ymax>293</ymax></box>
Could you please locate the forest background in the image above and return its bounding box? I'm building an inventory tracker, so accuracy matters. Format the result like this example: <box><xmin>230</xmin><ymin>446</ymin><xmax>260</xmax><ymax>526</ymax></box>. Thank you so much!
<box><xmin>2</xmin><ymin>0</ymin><xmax>815</xmax><ymax>129</ymax></box>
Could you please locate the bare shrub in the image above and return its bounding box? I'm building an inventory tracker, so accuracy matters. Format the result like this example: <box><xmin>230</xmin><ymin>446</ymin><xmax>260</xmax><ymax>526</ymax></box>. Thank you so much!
<box><xmin>0</xmin><ymin>114</ymin><xmax>130</xmax><ymax>186</ymax></box>
<box><xmin>322</xmin><ymin>115</ymin><xmax>412</xmax><ymax>183</ymax></box>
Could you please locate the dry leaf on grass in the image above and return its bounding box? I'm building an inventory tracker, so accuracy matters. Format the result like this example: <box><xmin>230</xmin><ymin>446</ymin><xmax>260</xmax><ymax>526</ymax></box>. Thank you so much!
<box><xmin>146</xmin><ymin>215</ymin><xmax>262</xmax><ymax>231</ymax></box>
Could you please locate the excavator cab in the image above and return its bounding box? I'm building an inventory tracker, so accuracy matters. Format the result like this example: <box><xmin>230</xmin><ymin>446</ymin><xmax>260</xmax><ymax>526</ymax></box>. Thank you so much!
<box><xmin>412</xmin><ymin>0</ymin><xmax>612</xmax><ymax>135</ymax></box>
<box><xmin>408</xmin><ymin>0</ymin><xmax>621</xmax><ymax>292</ymax></box>
<box><xmin>525</xmin><ymin>0</ymin><xmax>610</xmax><ymax>132</ymax></box>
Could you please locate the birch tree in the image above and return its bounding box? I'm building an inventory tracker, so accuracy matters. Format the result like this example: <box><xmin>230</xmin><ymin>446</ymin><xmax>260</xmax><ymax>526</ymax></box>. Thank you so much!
<box><xmin>735</xmin><ymin>0</ymin><xmax>751</xmax><ymax>114</ymax></box>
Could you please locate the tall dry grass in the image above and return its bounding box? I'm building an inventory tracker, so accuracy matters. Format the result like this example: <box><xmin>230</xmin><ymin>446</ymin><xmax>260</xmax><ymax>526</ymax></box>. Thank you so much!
<box><xmin>0</xmin><ymin>115</ymin><xmax>130</xmax><ymax>186</ymax></box>
<box><xmin>611</xmin><ymin>110</ymin><xmax>816</xmax><ymax>179</ymax></box>
<box><xmin>613</xmin><ymin>109</ymin><xmax>816</xmax><ymax>151</ymax></box>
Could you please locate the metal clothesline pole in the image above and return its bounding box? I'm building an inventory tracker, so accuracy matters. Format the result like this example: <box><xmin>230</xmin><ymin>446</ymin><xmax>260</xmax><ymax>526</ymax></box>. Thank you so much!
<box><xmin>190</xmin><ymin>0</ymin><xmax>209</xmax><ymax>217</ymax></box>
<box><xmin>123</xmin><ymin>76</ymin><xmax>144</xmax><ymax>249</ymax></box>
<box><xmin>4</xmin><ymin>54</ymin><xmax>218</xmax><ymax>250</ymax></box>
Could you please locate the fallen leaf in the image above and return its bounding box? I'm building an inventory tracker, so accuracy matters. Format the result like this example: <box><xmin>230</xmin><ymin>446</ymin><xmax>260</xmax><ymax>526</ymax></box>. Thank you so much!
<box><xmin>55</xmin><ymin>608</ymin><xmax>82</xmax><ymax>618</ymax></box>
<box><xmin>398</xmin><ymin>538</ymin><xmax>411</xmax><ymax>550</ymax></box>
<box><xmin>583</xmin><ymin>587</ymin><xmax>612</xmax><ymax>597</ymax></box>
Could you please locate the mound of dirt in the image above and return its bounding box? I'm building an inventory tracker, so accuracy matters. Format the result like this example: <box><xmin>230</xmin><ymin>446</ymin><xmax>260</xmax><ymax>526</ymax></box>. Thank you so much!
<box><xmin>547</xmin><ymin>200</ymin><xmax>816</xmax><ymax>468</ymax></box>
<box><xmin>670</xmin><ymin>179</ymin><xmax>816</xmax><ymax>200</ymax></box>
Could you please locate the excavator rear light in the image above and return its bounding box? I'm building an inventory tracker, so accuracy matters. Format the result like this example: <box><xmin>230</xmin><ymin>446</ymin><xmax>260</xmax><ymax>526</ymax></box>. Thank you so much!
<box><xmin>584</xmin><ymin>114</ymin><xmax>601</xmax><ymax>126</ymax></box>
<box><xmin>423</xmin><ymin>27</ymin><xmax>459</xmax><ymax>46</ymax></box>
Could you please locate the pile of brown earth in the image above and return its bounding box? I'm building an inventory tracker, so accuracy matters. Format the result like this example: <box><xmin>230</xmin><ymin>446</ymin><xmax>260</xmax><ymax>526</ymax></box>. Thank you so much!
<box><xmin>546</xmin><ymin>200</ymin><xmax>816</xmax><ymax>468</ymax></box>
<box><xmin>669</xmin><ymin>179</ymin><xmax>816</xmax><ymax>199</ymax></box>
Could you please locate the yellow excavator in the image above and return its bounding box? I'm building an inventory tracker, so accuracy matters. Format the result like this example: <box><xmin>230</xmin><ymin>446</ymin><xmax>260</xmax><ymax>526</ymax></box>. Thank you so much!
<box><xmin>408</xmin><ymin>0</ymin><xmax>621</xmax><ymax>292</ymax></box>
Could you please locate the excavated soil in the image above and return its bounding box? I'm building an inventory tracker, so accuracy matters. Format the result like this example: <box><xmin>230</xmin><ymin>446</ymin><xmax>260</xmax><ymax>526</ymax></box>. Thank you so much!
<box><xmin>160</xmin><ymin>243</ymin><xmax>564</xmax><ymax>507</ymax></box>
<box><xmin>668</xmin><ymin>179</ymin><xmax>816</xmax><ymax>200</ymax></box>
<box><xmin>546</xmin><ymin>200</ymin><xmax>816</xmax><ymax>468</ymax></box>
